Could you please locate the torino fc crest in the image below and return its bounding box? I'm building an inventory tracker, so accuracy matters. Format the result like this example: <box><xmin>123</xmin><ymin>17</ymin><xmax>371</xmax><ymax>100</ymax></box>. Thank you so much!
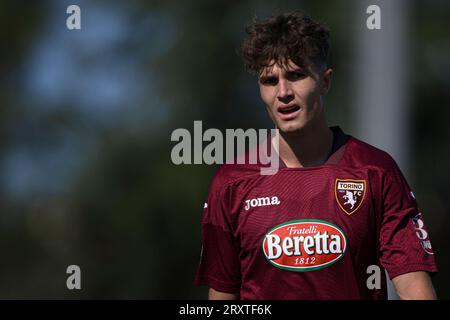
<box><xmin>335</xmin><ymin>179</ymin><xmax>366</xmax><ymax>215</ymax></box>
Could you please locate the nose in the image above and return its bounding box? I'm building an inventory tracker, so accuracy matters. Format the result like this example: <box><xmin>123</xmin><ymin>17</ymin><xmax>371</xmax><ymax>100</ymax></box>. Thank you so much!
<box><xmin>277</xmin><ymin>78</ymin><xmax>294</xmax><ymax>104</ymax></box>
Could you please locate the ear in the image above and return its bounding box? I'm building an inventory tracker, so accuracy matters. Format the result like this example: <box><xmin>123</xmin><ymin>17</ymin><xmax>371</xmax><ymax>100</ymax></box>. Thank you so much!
<box><xmin>320</xmin><ymin>68</ymin><xmax>333</xmax><ymax>95</ymax></box>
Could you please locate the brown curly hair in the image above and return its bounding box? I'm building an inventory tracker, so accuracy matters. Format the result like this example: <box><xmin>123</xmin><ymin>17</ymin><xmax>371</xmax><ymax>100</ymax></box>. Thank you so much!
<box><xmin>239</xmin><ymin>12</ymin><xmax>330</xmax><ymax>76</ymax></box>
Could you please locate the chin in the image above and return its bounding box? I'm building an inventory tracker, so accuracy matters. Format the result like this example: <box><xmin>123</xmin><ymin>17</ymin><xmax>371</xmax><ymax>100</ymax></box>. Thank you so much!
<box><xmin>277</xmin><ymin>121</ymin><xmax>305</xmax><ymax>134</ymax></box>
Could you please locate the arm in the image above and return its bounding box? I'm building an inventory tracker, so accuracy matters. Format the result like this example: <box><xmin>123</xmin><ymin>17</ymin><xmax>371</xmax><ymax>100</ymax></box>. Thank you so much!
<box><xmin>208</xmin><ymin>288</ymin><xmax>239</xmax><ymax>300</ymax></box>
<box><xmin>392</xmin><ymin>271</ymin><xmax>437</xmax><ymax>300</ymax></box>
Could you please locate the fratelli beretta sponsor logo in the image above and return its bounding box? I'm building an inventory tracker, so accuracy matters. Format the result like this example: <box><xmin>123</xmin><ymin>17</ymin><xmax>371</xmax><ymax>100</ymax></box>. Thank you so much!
<box><xmin>262</xmin><ymin>219</ymin><xmax>347</xmax><ymax>271</ymax></box>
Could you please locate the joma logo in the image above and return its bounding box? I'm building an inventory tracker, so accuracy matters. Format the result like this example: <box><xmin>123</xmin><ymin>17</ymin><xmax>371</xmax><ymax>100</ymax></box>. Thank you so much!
<box><xmin>244</xmin><ymin>196</ymin><xmax>280</xmax><ymax>211</ymax></box>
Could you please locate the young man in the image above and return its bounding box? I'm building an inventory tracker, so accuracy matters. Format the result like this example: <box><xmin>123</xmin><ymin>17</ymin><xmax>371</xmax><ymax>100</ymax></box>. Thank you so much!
<box><xmin>195</xmin><ymin>12</ymin><xmax>438</xmax><ymax>299</ymax></box>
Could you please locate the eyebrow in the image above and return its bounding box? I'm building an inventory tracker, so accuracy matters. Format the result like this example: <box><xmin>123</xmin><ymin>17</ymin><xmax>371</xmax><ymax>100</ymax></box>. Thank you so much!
<box><xmin>259</xmin><ymin>68</ymin><xmax>305</xmax><ymax>79</ymax></box>
<box><xmin>285</xmin><ymin>68</ymin><xmax>305</xmax><ymax>74</ymax></box>
<box><xmin>259</xmin><ymin>73</ymin><xmax>276</xmax><ymax>79</ymax></box>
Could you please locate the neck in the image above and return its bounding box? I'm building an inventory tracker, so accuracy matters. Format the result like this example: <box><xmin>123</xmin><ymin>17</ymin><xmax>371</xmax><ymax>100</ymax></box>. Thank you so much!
<box><xmin>274</xmin><ymin>119</ymin><xmax>333</xmax><ymax>168</ymax></box>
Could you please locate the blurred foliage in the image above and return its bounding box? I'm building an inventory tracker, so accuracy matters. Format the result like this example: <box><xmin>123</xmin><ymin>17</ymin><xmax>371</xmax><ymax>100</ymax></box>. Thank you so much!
<box><xmin>0</xmin><ymin>0</ymin><xmax>449</xmax><ymax>299</ymax></box>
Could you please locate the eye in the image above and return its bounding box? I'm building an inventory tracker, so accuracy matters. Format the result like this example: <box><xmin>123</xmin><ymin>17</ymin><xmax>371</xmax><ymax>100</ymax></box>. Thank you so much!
<box><xmin>286</xmin><ymin>71</ymin><xmax>306</xmax><ymax>81</ymax></box>
<box><xmin>259</xmin><ymin>76</ymin><xmax>278</xmax><ymax>86</ymax></box>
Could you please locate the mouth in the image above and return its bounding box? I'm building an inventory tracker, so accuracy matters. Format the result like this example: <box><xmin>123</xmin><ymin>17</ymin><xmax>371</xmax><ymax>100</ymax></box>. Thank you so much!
<box><xmin>277</xmin><ymin>104</ymin><xmax>301</xmax><ymax>119</ymax></box>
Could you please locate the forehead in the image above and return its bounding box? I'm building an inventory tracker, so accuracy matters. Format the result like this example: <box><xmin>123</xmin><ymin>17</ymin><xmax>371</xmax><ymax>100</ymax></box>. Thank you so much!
<box><xmin>259</xmin><ymin>59</ymin><xmax>306</xmax><ymax>77</ymax></box>
<box><xmin>259</xmin><ymin>59</ymin><xmax>318</xmax><ymax>77</ymax></box>
<box><xmin>259</xmin><ymin>59</ymin><xmax>325</xmax><ymax>80</ymax></box>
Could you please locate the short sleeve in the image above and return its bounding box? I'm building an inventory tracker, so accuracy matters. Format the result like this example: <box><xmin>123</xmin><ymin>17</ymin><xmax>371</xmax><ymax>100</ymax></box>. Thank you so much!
<box><xmin>194</xmin><ymin>174</ymin><xmax>241</xmax><ymax>294</ymax></box>
<box><xmin>379</xmin><ymin>160</ymin><xmax>438</xmax><ymax>280</ymax></box>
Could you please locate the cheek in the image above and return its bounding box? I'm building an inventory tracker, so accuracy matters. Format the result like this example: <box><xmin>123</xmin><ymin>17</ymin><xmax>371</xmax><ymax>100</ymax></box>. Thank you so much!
<box><xmin>259</xmin><ymin>86</ymin><xmax>276</xmax><ymax>107</ymax></box>
<box><xmin>296</xmin><ymin>83</ymin><xmax>321</xmax><ymax>106</ymax></box>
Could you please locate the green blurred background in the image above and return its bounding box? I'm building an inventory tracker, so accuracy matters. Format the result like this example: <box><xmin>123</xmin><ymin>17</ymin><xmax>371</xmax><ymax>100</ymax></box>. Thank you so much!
<box><xmin>0</xmin><ymin>0</ymin><xmax>449</xmax><ymax>298</ymax></box>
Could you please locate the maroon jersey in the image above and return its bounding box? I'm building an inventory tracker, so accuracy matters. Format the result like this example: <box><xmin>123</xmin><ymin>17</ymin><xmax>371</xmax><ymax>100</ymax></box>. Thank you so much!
<box><xmin>195</xmin><ymin>126</ymin><xmax>437</xmax><ymax>299</ymax></box>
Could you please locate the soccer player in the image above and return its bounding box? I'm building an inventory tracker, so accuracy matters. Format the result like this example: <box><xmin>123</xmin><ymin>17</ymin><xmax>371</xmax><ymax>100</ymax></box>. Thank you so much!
<box><xmin>194</xmin><ymin>12</ymin><xmax>438</xmax><ymax>299</ymax></box>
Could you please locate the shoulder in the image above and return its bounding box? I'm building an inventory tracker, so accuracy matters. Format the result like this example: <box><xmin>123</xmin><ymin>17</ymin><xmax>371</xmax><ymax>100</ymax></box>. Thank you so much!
<box><xmin>208</xmin><ymin>163</ymin><xmax>262</xmax><ymax>192</ymax></box>
<box><xmin>208</xmin><ymin>137</ymin><xmax>272</xmax><ymax>191</ymax></box>
<box><xmin>342</xmin><ymin>136</ymin><xmax>400</xmax><ymax>173</ymax></box>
